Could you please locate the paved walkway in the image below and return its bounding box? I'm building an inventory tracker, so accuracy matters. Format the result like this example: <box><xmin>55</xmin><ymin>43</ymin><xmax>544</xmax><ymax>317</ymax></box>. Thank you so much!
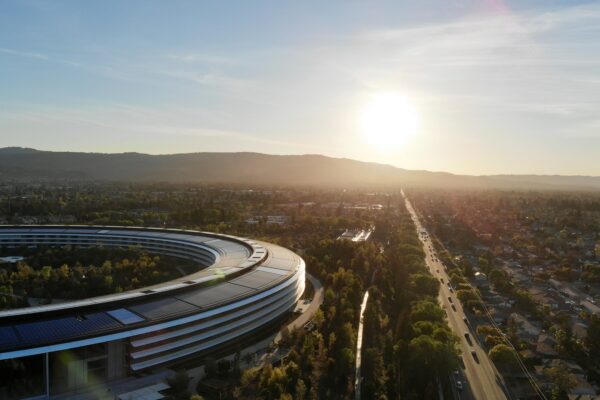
<box><xmin>354</xmin><ymin>290</ymin><xmax>369</xmax><ymax>400</ymax></box>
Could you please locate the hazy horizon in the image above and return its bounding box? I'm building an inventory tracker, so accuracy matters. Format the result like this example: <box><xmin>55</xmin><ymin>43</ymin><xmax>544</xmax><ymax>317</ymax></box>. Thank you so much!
<box><xmin>1</xmin><ymin>1</ymin><xmax>600</xmax><ymax>176</ymax></box>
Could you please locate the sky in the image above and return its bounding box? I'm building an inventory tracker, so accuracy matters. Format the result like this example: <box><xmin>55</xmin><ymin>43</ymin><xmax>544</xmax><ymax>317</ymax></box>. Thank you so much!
<box><xmin>1</xmin><ymin>0</ymin><xmax>599</xmax><ymax>176</ymax></box>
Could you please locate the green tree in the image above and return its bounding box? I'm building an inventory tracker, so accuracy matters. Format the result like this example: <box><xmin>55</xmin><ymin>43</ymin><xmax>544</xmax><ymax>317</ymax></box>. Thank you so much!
<box><xmin>410</xmin><ymin>273</ymin><xmax>440</xmax><ymax>297</ymax></box>
<box><xmin>545</xmin><ymin>363</ymin><xmax>577</xmax><ymax>400</ymax></box>
<box><xmin>410</xmin><ymin>300</ymin><xmax>444</xmax><ymax>323</ymax></box>
<box><xmin>488</xmin><ymin>344</ymin><xmax>518</xmax><ymax>370</ymax></box>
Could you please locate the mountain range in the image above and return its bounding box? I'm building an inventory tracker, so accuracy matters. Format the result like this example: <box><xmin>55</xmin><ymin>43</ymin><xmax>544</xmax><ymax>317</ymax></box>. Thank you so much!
<box><xmin>0</xmin><ymin>147</ymin><xmax>599</xmax><ymax>190</ymax></box>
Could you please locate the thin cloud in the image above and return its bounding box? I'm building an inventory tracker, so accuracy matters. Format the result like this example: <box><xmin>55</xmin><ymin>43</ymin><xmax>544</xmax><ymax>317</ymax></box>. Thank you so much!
<box><xmin>167</xmin><ymin>53</ymin><xmax>235</xmax><ymax>65</ymax></box>
<box><xmin>0</xmin><ymin>47</ymin><xmax>48</xmax><ymax>60</ymax></box>
<box><xmin>159</xmin><ymin>69</ymin><xmax>252</xmax><ymax>90</ymax></box>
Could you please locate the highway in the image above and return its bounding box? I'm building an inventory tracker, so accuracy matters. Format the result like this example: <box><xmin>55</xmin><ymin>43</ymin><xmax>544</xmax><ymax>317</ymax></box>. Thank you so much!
<box><xmin>403</xmin><ymin>193</ymin><xmax>508</xmax><ymax>400</ymax></box>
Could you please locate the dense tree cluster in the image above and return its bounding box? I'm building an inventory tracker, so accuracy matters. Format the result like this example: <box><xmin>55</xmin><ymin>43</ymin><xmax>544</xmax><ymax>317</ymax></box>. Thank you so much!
<box><xmin>234</xmin><ymin>199</ymin><xmax>459</xmax><ymax>399</ymax></box>
<box><xmin>0</xmin><ymin>245</ymin><xmax>185</xmax><ymax>308</ymax></box>
<box><xmin>361</xmin><ymin>203</ymin><xmax>459</xmax><ymax>399</ymax></box>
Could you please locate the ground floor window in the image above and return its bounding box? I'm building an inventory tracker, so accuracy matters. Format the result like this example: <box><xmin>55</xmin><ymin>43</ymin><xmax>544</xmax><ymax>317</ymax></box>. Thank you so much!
<box><xmin>0</xmin><ymin>354</ymin><xmax>45</xmax><ymax>399</ymax></box>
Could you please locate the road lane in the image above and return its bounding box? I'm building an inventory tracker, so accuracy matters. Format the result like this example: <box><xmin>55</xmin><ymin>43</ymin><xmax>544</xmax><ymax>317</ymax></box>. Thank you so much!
<box><xmin>403</xmin><ymin>192</ymin><xmax>507</xmax><ymax>400</ymax></box>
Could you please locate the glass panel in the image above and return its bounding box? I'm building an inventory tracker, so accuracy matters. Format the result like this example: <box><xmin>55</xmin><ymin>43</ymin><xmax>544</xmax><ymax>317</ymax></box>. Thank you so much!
<box><xmin>0</xmin><ymin>354</ymin><xmax>45</xmax><ymax>399</ymax></box>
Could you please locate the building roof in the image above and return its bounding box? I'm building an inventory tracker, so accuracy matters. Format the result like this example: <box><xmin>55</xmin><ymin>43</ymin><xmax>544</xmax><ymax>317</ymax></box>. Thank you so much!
<box><xmin>0</xmin><ymin>226</ymin><xmax>304</xmax><ymax>359</ymax></box>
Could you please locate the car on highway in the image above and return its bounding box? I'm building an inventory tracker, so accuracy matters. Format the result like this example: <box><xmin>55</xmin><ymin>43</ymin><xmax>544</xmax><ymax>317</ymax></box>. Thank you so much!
<box><xmin>448</xmin><ymin>296</ymin><xmax>453</xmax><ymax>303</ymax></box>
<box><xmin>463</xmin><ymin>317</ymin><xmax>469</xmax><ymax>326</ymax></box>
<box><xmin>471</xmin><ymin>350</ymin><xmax>479</xmax><ymax>363</ymax></box>
<box><xmin>464</xmin><ymin>332</ymin><xmax>472</xmax><ymax>345</ymax></box>
<box><xmin>440</xmin><ymin>278</ymin><xmax>444</xmax><ymax>283</ymax></box>
<box><xmin>453</xmin><ymin>369</ymin><xmax>459</xmax><ymax>376</ymax></box>
<box><xmin>451</xmin><ymin>304</ymin><xmax>457</xmax><ymax>312</ymax></box>
<box><xmin>456</xmin><ymin>381</ymin><xmax>463</xmax><ymax>391</ymax></box>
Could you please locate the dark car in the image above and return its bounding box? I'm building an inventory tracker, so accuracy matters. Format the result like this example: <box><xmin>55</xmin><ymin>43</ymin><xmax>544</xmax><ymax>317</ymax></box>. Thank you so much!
<box><xmin>471</xmin><ymin>350</ymin><xmax>479</xmax><ymax>363</ymax></box>
<box><xmin>464</xmin><ymin>332</ymin><xmax>472</xmax><ymax>345</ymax></box>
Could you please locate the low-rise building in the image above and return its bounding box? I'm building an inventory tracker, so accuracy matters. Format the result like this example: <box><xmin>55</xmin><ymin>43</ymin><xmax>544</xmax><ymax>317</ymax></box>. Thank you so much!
<box><xmin>536</xmin><ymin>333</ymin><xmax>558</xmax><ymax>358</ymax></box>
<box><xmin>338</xmin><ymin>229</ymin><xmax>373</xmax><ymax>242</ymax></box>
<box><xmin>581</xmin><ymin>300</ymin><xmax>600</xmax><ymax>316</ymax></box>
<box><xmin>510</xmin><ymin>313</ymin><xmax>541</xmax><ymax>340</ymax></box>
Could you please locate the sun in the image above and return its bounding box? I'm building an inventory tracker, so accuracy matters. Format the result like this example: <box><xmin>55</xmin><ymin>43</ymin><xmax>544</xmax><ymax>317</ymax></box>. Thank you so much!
<box><xmin>360</xmin><ymin>92</ymin><xmax>418</xmax><ymax>151</ymax></box>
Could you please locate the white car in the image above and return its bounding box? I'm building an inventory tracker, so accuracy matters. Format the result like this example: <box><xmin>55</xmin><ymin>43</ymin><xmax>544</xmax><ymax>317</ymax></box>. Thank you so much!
<box><xmin>456</xmin><ymin>381</ymin><xmax>463</xmax><ymax>390</ymax></box>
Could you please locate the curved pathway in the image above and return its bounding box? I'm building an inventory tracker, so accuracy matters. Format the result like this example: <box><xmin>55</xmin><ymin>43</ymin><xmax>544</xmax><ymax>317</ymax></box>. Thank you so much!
<box><xmin>354</xmin><ymin>290</ymin><xmax>369</xmax><ymax>400</ymax></box>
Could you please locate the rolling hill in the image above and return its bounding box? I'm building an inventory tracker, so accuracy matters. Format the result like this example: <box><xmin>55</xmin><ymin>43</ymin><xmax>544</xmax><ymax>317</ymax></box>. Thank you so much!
<box><xmin>0</xmin><ymin>147</ymin><xmax>599</xmax><ymax>190</ymax></box>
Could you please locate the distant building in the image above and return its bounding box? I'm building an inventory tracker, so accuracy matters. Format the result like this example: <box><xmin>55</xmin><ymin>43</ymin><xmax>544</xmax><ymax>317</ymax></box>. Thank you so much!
<box><xmin>344</xmin><ymin>203</ymin><xmax>384</xmax><ymax>211</ymax></box>
<box><xmin>509</xmin><ymin>313</ymin><xmax>541</xmax><ymax>339</ymax></box>
<box><xmin>338</xmin><ymin>229</ymin><xmax>373</xmax><ymax>242</ymax></box>
<box><xmin>536</xmin><ymin>333</ymin><xmax>558</xmax><ymax>357</ymax></box>
<box><xmin>581</xmin><ymin>300</ymin><xmax>600</xmax><ymax>316</ymax></box>
<box><xmin>0</xmin><ymin>256</ymin><xmax>25</xmax><ymax>264</ymax></box>
<box><xmin>246</xmin><ymin>215</ymin><xmax>290</xmax><ymax>225</ymax></box>
<box><xmin>266</xmin><ymin>215</ymin><xmax>290</xmax><ymax>225</ymax></box>
<box><xmin>474</xmin><ymin>271</ymin><xmax>487</xmax><ymax>283</ymax></box>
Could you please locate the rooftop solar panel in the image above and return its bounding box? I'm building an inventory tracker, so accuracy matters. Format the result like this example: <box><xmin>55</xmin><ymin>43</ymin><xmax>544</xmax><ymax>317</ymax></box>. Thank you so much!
<box><xmin>263</xmin><ymin>258</ymin><xmax>295</xmax><ymax>271</ymax></box>
<box><xmin>176</xmin><ymin>283</ymin><xmax>254</xmax><ymax>308</ymax></box>
<box><xmin>230</xmin><ymin>270</ymin><xmax>282</xmax><ymax>289</ymax></box>
<box><xmin>107</xmin><ymin>308</ymin><xmax>145</xmax><ymax>325</ymax></box>
<box><xmin>268</xmin><ymin>247</ymin><xmax>296</xmax><ymax>261</ymax></box>
<box><xmin>64</xmin><ymin>229</ymin><xmax>103</xmax><ymax>234</ymax></box>
<box><xmin>0</xmin><ymin>326</ymin><xmax>20</xmax><ymax>351</ymax></box>
<box><xmin>0</xmin><ymin>229</ymin><xmax>31</xmax><ymax>234</ymax></box>
<box><xmin>164</xmin><ymin>233</ymin><xmax>202</xmax><ymax>241</ymax></box>
<box><xmin>129</xmin><ymin>298</ymin><xmax>198</xmax><ymax>321</ymax></box>
<box><xmin>29</xmin><ymin>228</ymin><xmax>68</xmax><ymax>233</ymax></box>
<box><xmin>182</xmin><ymin>236</ymin><xmax>213</xmax><ymax>243</ymax></box>
<box><xmin>257</xmin><ymin>266</ymin><xmax>289</xmax><ymax>276</ymax></box>
<box><xmin>15</xmin><ymin>312</ymin><xmax>122</xmax><ymax>346</ymax></box>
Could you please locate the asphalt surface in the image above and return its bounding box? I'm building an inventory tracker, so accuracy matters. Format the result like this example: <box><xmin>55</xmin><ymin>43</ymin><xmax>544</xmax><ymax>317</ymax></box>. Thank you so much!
<box><xmin>403</xmin><ymin>194</ymin><xmax>508</xmax><ymax>400</ymax></box>
<box><xmin>282</xmin><ymin>273</ymin><xmax>324</xmax><ymax>334</ymax></box>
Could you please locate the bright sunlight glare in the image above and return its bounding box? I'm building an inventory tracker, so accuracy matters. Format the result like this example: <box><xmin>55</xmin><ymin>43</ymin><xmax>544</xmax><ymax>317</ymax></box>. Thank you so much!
<box><xmin>361</xmin><ymin>92</ymin><xmax>418</xmax><ymax>151</ymax></box>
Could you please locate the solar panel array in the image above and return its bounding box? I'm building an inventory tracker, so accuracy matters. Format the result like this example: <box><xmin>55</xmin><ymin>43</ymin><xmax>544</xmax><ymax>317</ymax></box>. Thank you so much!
<box><xmin>15</xmin><ymin>313</ymin><xmax>121</xmax><ymax>346</ymax></box>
